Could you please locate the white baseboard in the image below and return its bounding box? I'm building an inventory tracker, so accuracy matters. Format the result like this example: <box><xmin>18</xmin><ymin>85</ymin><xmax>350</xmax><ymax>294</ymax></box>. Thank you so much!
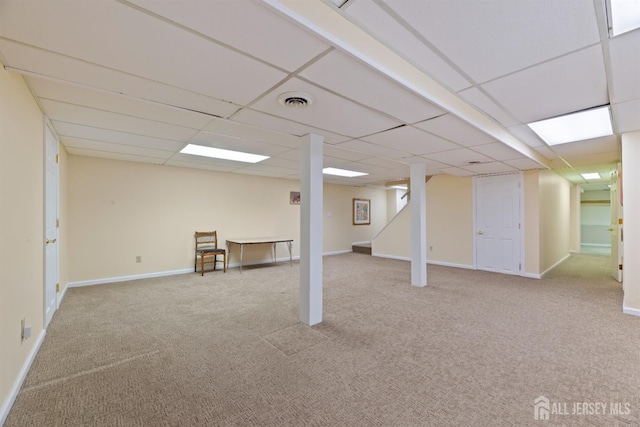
<box><xmin>623</xmin><ymin>306</ymin><xmax>640</xmax><ymax>317</ymax></box>
<box><xmin>521</xmin><ymin>272</ymin><xmax>542</xmax><ymax>279</ymax></box>
<box><xmin>540</xmin><ymin>253</ymin><xmax>571</xmax><ymax>278</ymax></box>
<box><xmin>427</xmin><ymin>260</ymin><xmax>475</xmax><ymax>270</ymax></box>
<box><xmin>67</xmin><ymin>268</ymin><xmax>193</xmax><ymax>288</ymax></box>
<box><xmin>372</xmin><ymin>253</ymin><xmax>410</xmax><ymax>262</ymax></box>
<box><xmin>0</xmin><ymin>330</ymin><xmax>46</xmax><ymax>426</ymax></box>
<box><xmin>324</xmin><ymin>250</ymin><xmax>351</xmax><ymax>257</ymax></box>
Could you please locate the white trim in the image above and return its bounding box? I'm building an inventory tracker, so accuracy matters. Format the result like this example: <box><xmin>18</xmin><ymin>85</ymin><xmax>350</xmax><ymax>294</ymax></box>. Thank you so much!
<box><xmin>518</xmin><ymin>172</ymin><xmax>525</xmax><ymax>277</ymax></box>
<box><xmin>472</xmin><ymin>176</ymin><xmax>477</xmax><ymax>270</ymax></box>
<box><xmin>68</xmin><ymin>268</ymin><xmax>193</xmax><ymax>287</ymax></box>
<box><xmin>324</xmin><ymin>250</ymin><xmax>351</xmax><ymax>257</ymax></box>
<box><xmin>427</xmin><ymin>260</ymin><xmax>475</xmax><ymax>270</ymax></box>
<box><xmin>522</xmin><ymin>272</ymin><xmax>542</xmax><ymax>279</ymax></box>
<box><xmin>57</xmin><ymin>283</ymin><xmax>68</xmax><ymax>309</ymax></box>
<box><xmin>372</xmin><ymin>253</ymin><xmax>410</xmax><ymax>262</ymax></box>
<box><xmin>622</xmin><ymin>306</ymin><xmax>640</xmax><ymax>317</ymax></box>
<box><xmin>540</xmin><ymin>253</ymin><xmax>571</xmax><ymax>278</ymax></box>
<box><xmin>0</xmin><ymin>330</ymin><xmax>46</xmax><ymax>426</ymax></box>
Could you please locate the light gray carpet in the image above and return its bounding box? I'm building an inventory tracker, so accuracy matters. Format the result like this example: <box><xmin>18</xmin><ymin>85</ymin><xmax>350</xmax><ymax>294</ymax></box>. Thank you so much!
<box><xmin>6</xmin><ymin>253</ymin><xmax>639</xmax><ymax>426</ymax></box>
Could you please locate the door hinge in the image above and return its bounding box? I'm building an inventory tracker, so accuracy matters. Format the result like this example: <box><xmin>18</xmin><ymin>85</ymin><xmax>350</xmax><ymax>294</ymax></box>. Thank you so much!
<box><xmin>518</xmin><ymin>223</ymin><xmax>521</xmax><ymax>229</ymax></box>
<box><xmin>56</xmin><ymin>218</ymin><xmax>60</xmax><ymax>228</ymax></box>
<box><xmin>56</xmin><ymin>154</ymin><xmax>59</xmax><ymax>163</ymax></box>
<box><xmin>56</xmin><ymin>283</ymin><xmax>60</xmax><ymax>292</ymax></box>
<box><xmin>619</xmin><ymin>264</ymin><xmax>623</xmax><ymax>271</ymax></box>
<box><xmin>619</xmin><ymin>218</ymin><xmax>623</xmax><ymax>225</ymax></box>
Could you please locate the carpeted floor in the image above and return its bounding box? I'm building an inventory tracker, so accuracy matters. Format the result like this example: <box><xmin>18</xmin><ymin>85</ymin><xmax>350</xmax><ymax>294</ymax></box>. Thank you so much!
<box><xmin>5</xmin><ymin>253</ymin><xmax>639</xmax><ymax>426</ymax></box>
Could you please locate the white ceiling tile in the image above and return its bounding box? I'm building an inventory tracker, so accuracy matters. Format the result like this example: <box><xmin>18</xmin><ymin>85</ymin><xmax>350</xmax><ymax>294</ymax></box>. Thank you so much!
<box><xmin>552</xmin><ymin>135</ymin><xmax>620</xmax><ymax>157</ymax></box>
<box><xmin>457</xmin><ymin>87</ymin><xmax>519</xmax><ymax>127</ymax></box>
<box><xmin>52</xmin><ymin>122</ymin><xmax>185</xmax><ymax>152</ymax></box>
<box><xmin>323</xmin><ymin>144</ymin><xmax>371</xmax><ymax>162</ymax></box>
<box><xmin>41</xmin><ymin>100</ymin><xmax>198</xmax><ymax>141</ymax></box>
<box><xmin>613</xmin><ymin>98</ymin><xmax>640</xmax><ymax>133</ymax></box>
<box><xmin>425</xmin><ymin>148</ymin><xmax>493</xmax><ymax>166</ymax></box>
<box><xmin>387</xmin><ymin>0</ymin><xmax>600</xmax><ymax>83</ymax></box>
<box><xmin>504</xmin><ymin>158</ymin><xmax>546</xmax><ymax>170</ymax></box>
<box><xmin>65</xmin><ymin>147</ymin><xmax>166</xmax><ymax>165</ymax></box>
<box><xmin>414</xmin><ymin>114</ymin><xmax>496</xmax><ymax>146</ymax></box>
<box><xmin>507</xmin><ymin>124</ymin><xmax>545</xmax><ymax>147</ymax></box>
<box><xmin>560</xmin><ymin>151</ymin><xmax>621</xmax><ymax>167</ymax></box>
<box><xmin>462</xmin><ymin>162</ymin><xmax>516</xmax><ymax>174</ymax></box>
<box><xmin>532</xmin><ymin>145</ymin><xmax>560</xmax><ymax>160</ymax></box>
<box><xmin>170</xmin><ymin>152</ymin><xmax>249</xmax><ymax>169</ymax></box>
<box><xmin>471</xmin><ymin>142</ymin><xmax>522</xmax><ymax>161</ymax></box>
<box><xmin>0</xmin><ymin>1</ymin><xmax>286</xmax><ymax>105</ymax></box>
<box><xmin>336</xmin><ymin>139</ymin><xmax>409</xmax><ymax>159</ymax></box>
<box><xmin>164</xmin><ymin>160</ymin><xmax>238</xmax><ymax>173</ymax></box>
<box><xmin>609</xmin><ymin>30</ymin><xmax>640</xmax><ymax>103</ymax></box>
<box><xmin>62</xmin><ymin>136</ymin><xmax>173</xmax><ymax>159</ymax></box>
<box><xmin>300</xmin><ymin>50</ymin><xmax>444</xmax><ymax>123</ymax></box>
<box><xmin>0</xmin><ymin>40</ymin><xmax>242</xmax><ymax>118</ymax></box>
<box><xmin>29</xmin><ymin>77</ymin><xmax>213</xmax><ymax>130</ymax></box>
<box><xmin>344</xmin><ymin>0</ymin><xmax>471</xmax><ymax>91</ymax></box>
<box><xmin>362</xmin><ymin>125</ymin><xmax>459</xmax><ymax>155</ymax></box>
<box><xmin>230</xmin><ymin>109</ymin><xmax>349</xmax><ymax>144</ymax></box>
<box><xmin>128</xmin><ymin>0</ymin><xmax>328</xmax><ymax>72</ymax></box>
<box><xmin>276</xmin><ymin>149</ymin><xmax>302</xmax><ymax>162</ymax></box>
<box><xmin>251</xmin><ymin>78</ymin><xmax>402</xmax><ymax>138</ymax></box>
<box><xmin>260</xmin><ymin>157</ymin><xmax>300</xmax><ymax>170</ymax></box>
<box><xmin>188</xmin><ymin>131</ymin><xmax>291</xmax><ymax>157</ymax></box>
<box><xmin>398</xmin><ymin>156</ymin><xmax>450</xmax><ymax>170</ymax></box>
<box><xmin>439</xmin><ymin>167</ymin><xmax>475</xmax><ymax>177</ymax></box>
<box><xmin>482</xmin><ymin>45</ymin><xmax>608</xmax><ymax>123</ymax></box>
<box><xmin>359</xmin><ymin>156</ymin><xmax>407</xmax><ymax>169</ymax></box>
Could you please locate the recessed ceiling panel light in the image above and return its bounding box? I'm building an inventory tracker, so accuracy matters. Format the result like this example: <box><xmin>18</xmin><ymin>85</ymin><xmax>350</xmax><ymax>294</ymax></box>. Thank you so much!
<box><xmin>527</xmin><ymin>106</ymin><xmax>613</xmax><ymax>146</ymax></box>
<box><xmin>180</xmin><ymin>144</ymin><xmax>269</xmax><ymax>163</ymax></box>
<box><xmin>322</xmin><ymin>167</ymin><xmax>368</xmax><ymax>177</ymax></box>
<box><xmin>610</xmin><ymin>0</ymin><xmax>640</xmax><ymax>36</ymax></box>
<box><xmin>581</xmin><ymin>172</ymin><xmax>601</xmax><ymax>180</ymax></box>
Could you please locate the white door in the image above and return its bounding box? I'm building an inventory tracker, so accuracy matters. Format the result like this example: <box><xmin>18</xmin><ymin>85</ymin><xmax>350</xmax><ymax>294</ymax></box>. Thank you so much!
<box><xmin>475</xmin><ymin>174</ymin><xmax>522</xmax><ymax>275</ymax></box>
<box><xmin>610</xmin><ymin>168</ymin><xmax>622</xmax><ymax>282</ymax></box>
<box><xmin>45</xmin><ymin>124</ymin><xmax>59</xmax><ymax>327</ymax></box>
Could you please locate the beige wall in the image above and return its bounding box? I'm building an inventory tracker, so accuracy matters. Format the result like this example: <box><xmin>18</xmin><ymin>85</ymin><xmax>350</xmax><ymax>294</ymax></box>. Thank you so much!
<box><xmin>0</xmin><ymin>68</ymin><xmax>45</xmax><ymax>413</ymax></box>
<box><xmin>569</xmin><ymin>184</ymin><xmax>581</xmax><ymax>252</ymax></box>
<box><xmin>622</xmin><ymin>131</ymin><xmax>640</xmax><ymax>312</ymax></box>
<box><xmin>67</xmin><ymin>155</ymin><xmax>387</xmax><ymax>283</ymax></box>
<box><xmin>538</xmin><ymin>170</ymin><xmax>571</xmax><ymax>273</ymax></box>
<box><xmin>524</xmin><ymin>169</ymin><xmax>572</xmax><ymax>275</ymax></box>
<box><xmin>373</xmin><ymin>174</ymin><xmax>473</xmax><ymax>267</ymax></box>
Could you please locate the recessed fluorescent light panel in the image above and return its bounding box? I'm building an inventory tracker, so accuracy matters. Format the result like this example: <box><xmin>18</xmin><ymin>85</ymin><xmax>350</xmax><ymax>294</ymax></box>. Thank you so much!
<box><xmin>581</xmin><ymin>172</ymin><xmax>601</xmax><ymax>180</ymax></box>
<box><xmin>527</xmin><ymin>106</ymin><xmax>613</xmax><ymax>146</ymax></box>
<box><xmin>322</xmin><ymin>167</ymin><xmax>368</xmax><ymax>177</ymax></box>
<box><xmin>180</xmin><ymin>144</ymin><xmax>269</xmax><ymax>163</ymax></box>
<box><xmin>609</xmin><ymin>0</ymin><xmax>640</xmax><ymax>36</ymax></box>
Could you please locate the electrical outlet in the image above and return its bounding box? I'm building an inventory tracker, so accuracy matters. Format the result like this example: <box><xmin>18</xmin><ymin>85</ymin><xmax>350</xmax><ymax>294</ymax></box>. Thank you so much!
<box><xmin>136</xmin><ymin>256</ymin><xmax>142</xmax><ymax>263</ymax></box>
<box><xmin>20</xmin><ymin>319</ymin><xmax>31</xmax><ymax>341</ymax></box>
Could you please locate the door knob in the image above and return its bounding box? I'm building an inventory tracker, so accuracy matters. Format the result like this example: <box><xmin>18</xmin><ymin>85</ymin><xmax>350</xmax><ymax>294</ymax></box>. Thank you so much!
<box><xmin>45</xmin><ymin>238</ymin><xmax>57</xmax><ymax>244</ymax></box>
<box><xmin>477</xmin><ymin>230</ymin><xmax>484</xmax><ymax>235</ymax></box>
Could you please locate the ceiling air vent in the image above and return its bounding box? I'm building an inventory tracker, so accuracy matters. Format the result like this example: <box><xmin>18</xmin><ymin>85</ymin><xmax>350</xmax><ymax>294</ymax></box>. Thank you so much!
<box><xmin>467</xmin><ymin>161</ymin><xmax>483</xmax><ymax>165</ymax></box>
<box><xmin>278</xmin><ymin>92</ymin><xmax>314</xmax><ymax>108</ymax></box>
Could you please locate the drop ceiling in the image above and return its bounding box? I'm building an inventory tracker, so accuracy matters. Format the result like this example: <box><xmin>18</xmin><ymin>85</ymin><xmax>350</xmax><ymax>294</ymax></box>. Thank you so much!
<box><xmin>0</xmin><ymin>0</ymin><xmax>636</xmax><ymax>187</ymax></box>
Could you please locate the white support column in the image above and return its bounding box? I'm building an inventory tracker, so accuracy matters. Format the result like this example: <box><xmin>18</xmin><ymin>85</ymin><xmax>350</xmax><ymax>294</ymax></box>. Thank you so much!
<box><xmin>300</xmin><ymin>133</ymin><xmax>324</xmax><ymax>325</ymax></box>
<box><xmin>410</xmin><ymin>163</ymin><xmax>427</xmax><ymax>287</ymax></box>
<box><xmin>622</xmin><ymin>131</ymin><xmax>640</xmax><ymax>316</ymax></box>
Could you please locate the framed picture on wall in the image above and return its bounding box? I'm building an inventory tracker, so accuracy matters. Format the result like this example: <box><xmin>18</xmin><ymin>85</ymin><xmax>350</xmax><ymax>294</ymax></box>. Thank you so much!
<box><xmin>353</xmin><ymin>198</ymin><xmax>370</xmax><ymax>225</ymax></box>
<box><xmin>289</xmin><ymin>191</ymin><xmax>300</xmax><ymax>205</ymax></box>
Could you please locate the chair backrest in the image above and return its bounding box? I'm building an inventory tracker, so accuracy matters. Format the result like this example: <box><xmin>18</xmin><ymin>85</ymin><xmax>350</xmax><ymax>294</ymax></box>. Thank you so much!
<box><xmin>195</xmin><ymin>231</ymin><xmax>218</xmax><ymax>252</ymax></box>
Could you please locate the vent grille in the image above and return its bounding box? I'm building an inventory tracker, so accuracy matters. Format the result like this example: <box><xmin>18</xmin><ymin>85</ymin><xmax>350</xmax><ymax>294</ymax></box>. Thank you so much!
<box><xmin>278</xmin><ymin>92</ymin><xmax>314</xmax><ymax>108</ymax></box>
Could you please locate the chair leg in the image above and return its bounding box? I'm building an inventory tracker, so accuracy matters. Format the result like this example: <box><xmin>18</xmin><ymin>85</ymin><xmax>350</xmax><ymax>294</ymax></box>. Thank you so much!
<box><xmin>201</xmin><ymin>255</ymin><xmax>205</xmax><ymax>276</ymax></box>
<box><xmin>223</xmin><ymin>253</ymin><xmax>226</xmax><ymax>272</ymax></box>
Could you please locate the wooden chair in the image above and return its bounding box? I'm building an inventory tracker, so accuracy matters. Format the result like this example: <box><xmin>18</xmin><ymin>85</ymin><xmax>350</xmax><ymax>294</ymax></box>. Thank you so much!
<box><xmin>195</xmin><ymin>231</ymin><xmax>226</xmax><ymax>275</ymax></box>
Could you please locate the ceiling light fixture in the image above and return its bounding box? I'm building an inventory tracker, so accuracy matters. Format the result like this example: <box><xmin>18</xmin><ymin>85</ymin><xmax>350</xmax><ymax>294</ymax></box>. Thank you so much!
<box><xmin>527</xmin><ymin>106</ymin><xmax>613</xmax><ymax>146</ymax></box>
<box><xmin>608</xmin><ymin>0</ymin><xmax>640</xmax><ymax>36</ymax></box>
<box><xmin>581</xmin><ymin>172</ymin><xmax>601</xmax><ymax>180</ymax></box>
<box><xmin>322</xmin><ymin>167</ymin><xmax>368</xmax><ymax>177</ymax></box>
<box><xmin>180</xmin><ymin>144</ymin><xmax>269</xmax><ymax>163</ymax></box>
<box><xmin>278</xmin><ymin>91</ymin><xmax>314</xmax><ymax>108</ymax></box>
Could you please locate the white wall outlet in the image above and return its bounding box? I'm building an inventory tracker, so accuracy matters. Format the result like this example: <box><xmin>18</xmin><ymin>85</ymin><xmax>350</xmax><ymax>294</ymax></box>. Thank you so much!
<box><xmin>21</xmin><ymin>318</ymin><xmax>31</xmax><ymax>341</ymax></box>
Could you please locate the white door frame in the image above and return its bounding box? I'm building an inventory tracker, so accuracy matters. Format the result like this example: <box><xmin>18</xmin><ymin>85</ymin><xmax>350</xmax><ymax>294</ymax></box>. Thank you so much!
<box><xmin>44</xmin><ymin>118</ymin><xmax>59</xmax><ymax>327</ymax></box>
<box><xmin>473</xmin><ymin>172</ymin><xmax>525</xmax><ymax>276</ymax></box>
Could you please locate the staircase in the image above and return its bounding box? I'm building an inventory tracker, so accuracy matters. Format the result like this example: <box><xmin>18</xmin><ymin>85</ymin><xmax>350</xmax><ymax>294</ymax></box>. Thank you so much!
<box><xmin>352</xmin><ymin>242</ymin><xmax>372</xmax><ymax>255</ymax></box>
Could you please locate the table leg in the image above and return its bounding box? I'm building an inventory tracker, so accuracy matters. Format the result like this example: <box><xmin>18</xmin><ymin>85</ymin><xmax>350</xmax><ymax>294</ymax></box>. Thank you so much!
<box><xmin>240</xmin><ymin>243</ymin><xmax>244</xmax><ymax>273</ymax></box>
<box><xmin>287</xmin><ymin>241</ymin><xmax>292</xmax><ymax>267</ymax></box>
<box><xmin>226</xmin><ymin>241</ymin><xmax>232</xmax><ymax>271</ymax></box>
<box><xmin>273</xmin><ymin>243</ymin><xmax>277</xmax><ymax>264</ymax></box>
